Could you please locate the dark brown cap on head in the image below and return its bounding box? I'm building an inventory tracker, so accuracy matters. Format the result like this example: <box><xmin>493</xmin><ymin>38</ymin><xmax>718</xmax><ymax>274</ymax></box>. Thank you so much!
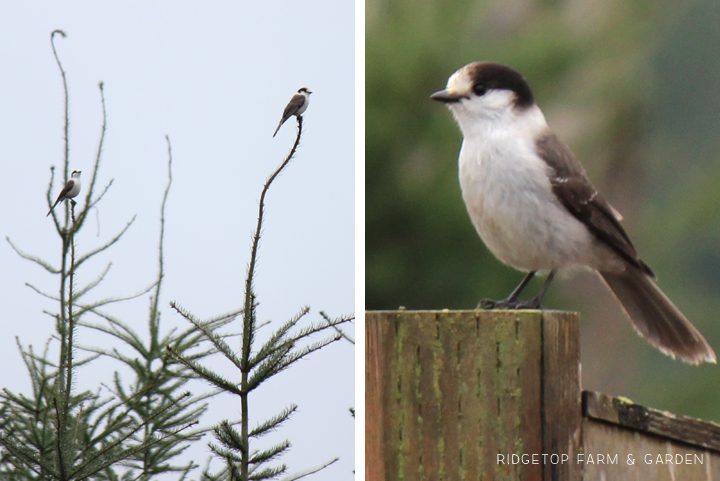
<box><xmin>468</xmin><ymin>62</ymin><xmax>534</xmax><ymax>108</ymax></box>
<box><xmin>431</xmin><ymin>62</ymin><xmax>535</xmax><ymax>109</ymax></box>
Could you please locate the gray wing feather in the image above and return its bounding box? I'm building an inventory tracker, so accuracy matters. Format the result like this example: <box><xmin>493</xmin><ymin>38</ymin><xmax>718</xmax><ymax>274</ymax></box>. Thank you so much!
<box><xmin>535</xmin><ymin>133</ymin><xmax>654</xmax><ymax>277</ymax></box>
<box><xmin>273</xmin><ymin>94</ymin><xmax>305</xmax><ymax>137</ymax></box>
<box><xmin>46</xmin><ymin>179</ymin><xmax>74</xmax><ymax>216</ymax></box>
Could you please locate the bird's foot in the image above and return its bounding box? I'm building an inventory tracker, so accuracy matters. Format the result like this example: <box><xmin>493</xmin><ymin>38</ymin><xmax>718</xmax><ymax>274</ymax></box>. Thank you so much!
<box><xmin>477</xmin><ymin>298</ymin><xmax>542</xmax><ymax>310</ymax></box>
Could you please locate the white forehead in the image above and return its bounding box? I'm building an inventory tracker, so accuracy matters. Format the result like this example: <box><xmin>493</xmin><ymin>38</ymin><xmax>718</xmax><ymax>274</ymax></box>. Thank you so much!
<box><xmin>446</xmin><ymin>63</ymin><xmax>475</xmax><ymax>95</ymax></box>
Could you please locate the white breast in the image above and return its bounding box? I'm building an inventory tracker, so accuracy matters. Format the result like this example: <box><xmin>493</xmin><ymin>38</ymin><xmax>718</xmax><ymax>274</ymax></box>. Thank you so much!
<box><xmin>296</xmin><ymin>93</ymin><xmax>309</xmax><ymax>115</ymax></box>
<box><xmin>456</xmin><ymin>106</ymin><xmax>604</xmax><ymax>272</ymax></box>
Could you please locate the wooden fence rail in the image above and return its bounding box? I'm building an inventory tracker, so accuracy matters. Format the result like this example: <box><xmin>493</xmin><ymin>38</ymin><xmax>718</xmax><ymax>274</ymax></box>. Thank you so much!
<box><xmin>366</xmin><ymin>310</ymin><xmax>720</xmax><ymax>481</ymax></box>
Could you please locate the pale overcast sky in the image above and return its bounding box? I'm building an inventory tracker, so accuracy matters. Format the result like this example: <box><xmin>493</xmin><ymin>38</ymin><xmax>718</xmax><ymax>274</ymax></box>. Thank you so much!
<box><xmin>0</xmin><ymin>2</ymin><xmax>355</xmax><ymax>478</ymax></box>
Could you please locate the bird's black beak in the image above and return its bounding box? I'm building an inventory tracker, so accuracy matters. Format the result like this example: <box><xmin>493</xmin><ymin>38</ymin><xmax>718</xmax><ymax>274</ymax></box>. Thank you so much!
<box><xmin>430</xmin><ymin>89</ymin><xmax>465</xmax><ymax>103</ymax></box>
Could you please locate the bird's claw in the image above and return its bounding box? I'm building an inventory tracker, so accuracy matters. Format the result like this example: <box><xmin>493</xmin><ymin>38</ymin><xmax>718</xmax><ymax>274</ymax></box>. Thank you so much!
<box><xmin>477</xmin><ymin>298</ymin><xmax>542</xmax><ymax>310</ymax></box>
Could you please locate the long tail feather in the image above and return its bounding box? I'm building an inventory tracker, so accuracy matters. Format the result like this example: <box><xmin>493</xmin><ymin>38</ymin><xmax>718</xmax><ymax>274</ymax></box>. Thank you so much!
<box><xmin>601</xmin><ymin>268</ymin><xmax>716</xmax><ymax>364</ymax></box>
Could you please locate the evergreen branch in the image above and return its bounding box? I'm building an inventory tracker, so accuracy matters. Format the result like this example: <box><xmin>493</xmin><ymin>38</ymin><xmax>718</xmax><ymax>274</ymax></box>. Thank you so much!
<box><xmin>213</xmin><ymin>421</ymin><xmax>246</xmax><ymax>454</ymax></box>
<box><xmin>165</xmin><ymin>347</ymin><xmax>242</xmax><ymax>396</ymax></box>
<box><xmin>172</xmin><ymin>460</ymin><xmax>199</xmax><ymax>481</ymax></box>
<box><xmin>285</xmin><ymin>315</ymin><xmax>353</xmax><ymax>344</ymax></box>
<box><xmin>247</xmin><ymin>336</ymin><xmax>342</xmax><ymax>393</ymax></box>
<box><xmin>170</xmin><ymin>302</ymin><xmax>243</xmax><ymax>371</ymax></box>
<box><xmin>75</xmin><ymin>81</ymin><xmax>109</xmax><ymax>229</ymax></box>
<box><xmin>242</xmin><ymin>116</ymin><xmax>304</xmax><ymax>372</ymax></box>
<box><xmin>51</xmin><ymin>31</ymin><xmax>72</xmax><ymax>366</ymax></box>
<box><xmin>104</xmin><ymin>305</ymin><xmax>214</xmax><ymax>361</ymax></box>
<box><xmin>245</xmin><ymin>343</ymin><xmax>293</xmax><ymax>393</ymax></box>
<box><xmin>248</xmin><ymin>405</ymin><xmax>296</xmax><ymax>439</ymax></box>
<box><xmin>14</xmin><ymin>337</ymin><xmax>57</xmax><ymax>399</ymax></box>
<box><xmin>279</xmin><ymin>458</ymin><xmax>339</xmax><ymax>481</ymax></box>
<box><xmin>320</xmin><ymin>311</ymin><xmax>354</xmax><ymax>344</ymax></box>
<box><xmin>158</xmin><ymin>404</ymin><xmax>209</xmax><ymax>432</ymax></box>
<box><xmin>276</xmin><ymin>336</ymin><xmax>343</xmax><ymax>373</ymax></box>
<box><xmin>79</xmin><ymin>385</ymin><xmax>150</xmax><ymax>442</ymax></box>
<box><xmin>248</xmin><ymin>440</ymin><xmax>290</xmax><ymax>466</ymax></box>
<box><xmin>73</xmin><ymin>281</ymin><xmax>158</xmax><ymax>317</ymax></box>
<box><xmin>248</xmin><ymin>307</ymin><xmax>310</xmax><ymax>370</ymax></box>
<box><xmin>25</xmin><ymin>282</ymin><xmax>57</xmax><ymax>300</ymax></box>
<box><xmin>246</xmin><ymin>315</ymin><xmax>351</xmax><ymax>392</ymax></box>
<box><xmin>0</xmin><ymin>433</ymin><xmax>54</xmax><ymax>477</ymax></box>
<box><xmin>72</xmin><ymin>419</ymin><xmax>198</xmax><ymax>479</ymax></box>
<box><xmin>71</xmin><ymin>402</ymin><xmax>85</xmax><ymax>454</ymax></box>
<box><xmin>165</xmin><ymin>308</ymin><xmax>241</xmax><ymax>354</ymax></box>
<box><xmin>72</xmin><ymin>392</ymin><xmax>193</xmax><ymax>475</ymax></box>
<box><xmin>82</xmin><ymin>178</ymin><xmax>114</xmax><ymax>216</ymax></box>
<box><xmin>167</xmin><ymin>311</ymin><xmax>246</xmax><ymax>359</ymax></box>
<box><xmin>83</xmin><ymin>393</ymin><xmax>149</xmax><ymax>445</ymax></box>
<box><xmin>46</xmin><ymin>165</ymin><xmax>59</xmax><ymax>226</ymax></box>
<box><xmin>62</xmin><ymin>204</ymin><xmax>79</xmax><ymax>446</ymax></box>
<box><xmin>75</xmin><ymin>262</ymin><xmax>112</xmax><ymax>299</ymax></box>
<box><xmin>261</xmin><ymin>314</ymin><xmax>352</xmax><ymax>360</ymax></box>
<box><xmin>51</xmin><ymin>29</ymin><xmax>69</xmax><ymax>187</ymax></box>
<box><xmin>0</xmin><ymin>390</ymin><xmax>41</xmax><ymax>414</ymax></box>
<box><xmin>208</xmin><ymin>442</ymin><xmax>242</xmax><ymax>463</ymax></box>
<box><xmin>53</xmin><ymin>397</ymin><xmax>68</xmax><ymax>479</ymax></box>
<box><xmin>229</xmin><ymin>118</ymin><xmax>305</xmax><ymax>481</ymax></box>
<box><xmin>249</xmin><ymin>464</ymin><xmax>288</xmax><ymax>481</ymax></box>
<box><xmin>77</xmin><ymin>342</ymin><xmax>142</xmax><ymax>368</ymax></box>
<box><xmin>66</xmin><ymin>352</ymin><xmax>102</xmax><ymax>369</ymax></box>
<box><xmin>75</xmin><ymin>215</ymin><xmax>136</xmax><ymax>268</ymax></box>
<box><xmin>6</xmin><ymin>236</ymin><xmax>59</xmax><ymax>273</ymax></box>
<box><xmin>151</xmin><ymin>136</ymin><xmax>173</xmax><ymax>345</ymax></box>
<box><xmin>200</xmin><ymin>459</ymin><xmax>217</xmax><ymax>480</ymax></box>
<box><xmin>79</xmin><ymin>310</ymin><xmax>148</xmax><ymax>356</ymax></box>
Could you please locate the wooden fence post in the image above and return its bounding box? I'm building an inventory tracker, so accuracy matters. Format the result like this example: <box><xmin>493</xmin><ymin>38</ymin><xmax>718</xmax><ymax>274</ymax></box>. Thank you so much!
<box><xmin>365</xmin><ymin>310</ymin><xmax>581</xmax><ymax>481</ymax></box>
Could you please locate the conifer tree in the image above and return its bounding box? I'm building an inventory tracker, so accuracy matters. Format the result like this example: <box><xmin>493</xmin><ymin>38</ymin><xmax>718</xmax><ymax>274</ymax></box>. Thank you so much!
<box><xmin>167</xmin><ymin>116</ymin><xmax>354</xmax><ymax>481</ymax></box>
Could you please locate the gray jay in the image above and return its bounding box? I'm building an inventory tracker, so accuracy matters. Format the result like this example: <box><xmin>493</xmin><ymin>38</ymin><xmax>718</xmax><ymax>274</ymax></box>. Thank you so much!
<box><xmin>431</xmin><ymin>61</ymin><xmax>715</xmax><ymax>364</ymax></box>
<box><xmin>273</xmin><ymin>88</ymin><xmax>311</xmax><ymax>137</ymax></box>
<box><xmin>47</xmin><ymin>170</ymin><xmax>81</xmax><ymax>217</ymax></box>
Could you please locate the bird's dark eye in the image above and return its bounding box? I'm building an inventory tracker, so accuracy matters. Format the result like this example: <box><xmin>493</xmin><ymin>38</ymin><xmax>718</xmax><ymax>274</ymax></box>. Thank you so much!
<box><xmin>473</xmin><ymin>84</ymin><xmax>487</xmax><ymax>96</ymax></box>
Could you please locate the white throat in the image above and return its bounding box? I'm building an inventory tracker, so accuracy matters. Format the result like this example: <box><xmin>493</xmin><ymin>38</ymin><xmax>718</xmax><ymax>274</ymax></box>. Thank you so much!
<box><xmin>297</xmin><ymin>92</ymin><xmax>310</xmax><ymax>115</ymax></box>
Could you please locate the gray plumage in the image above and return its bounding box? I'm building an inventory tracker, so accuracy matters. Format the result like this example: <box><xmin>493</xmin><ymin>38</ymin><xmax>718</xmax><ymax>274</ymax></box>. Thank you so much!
<box><xmin>47</xmin><ymin>170</ymin><xmax>81</xmax><ymax>217</ymax></box>
<box><xmin>273</xmin><ymin>88</ymin><xmax>311</xmax><ymax>137</ymax></box>
<box><xmin>432</xmin><ymin>62</ymin><xmax>715</xmax><ymax>364</ymax></box>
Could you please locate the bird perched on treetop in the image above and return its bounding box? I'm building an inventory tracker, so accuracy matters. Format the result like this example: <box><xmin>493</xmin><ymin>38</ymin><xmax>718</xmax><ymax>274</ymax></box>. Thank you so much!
<box><xmin>431</xmin><ymin>61</ymin><xmax>715</xmax><ymax>364</ymax></box>
<box><xmin>273</xmin><ymin>88</ymin><xmax>311</xmax><ymax>137</ymax></box>
<box><xmin>47</xmin><ymin>170</ymin><xmax>81</xmax><ymax>217</ymax></box>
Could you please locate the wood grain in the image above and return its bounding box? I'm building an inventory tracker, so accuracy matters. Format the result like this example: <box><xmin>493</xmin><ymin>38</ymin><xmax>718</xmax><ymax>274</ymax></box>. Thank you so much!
<box><xmin>365</xmin><ymin>310</ymin><xmax>581</xmax><ymax>481</ymax></box>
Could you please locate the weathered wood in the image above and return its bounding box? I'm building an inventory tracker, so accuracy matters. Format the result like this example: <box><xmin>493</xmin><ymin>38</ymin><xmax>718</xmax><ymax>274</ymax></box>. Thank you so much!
<box><xmin>365</xmin><ymin>309</ymin><xmax>390</xmax><ymax>481</ymax></box>
<box><xmin>366</xmin><ymin>309</ymin><xmax>720</xmax><ymax>481</ymax></box>
<box><xmin>365</xmin><ymin>310</ymin><xmax>581</xmax><ymax>481</ymax></box>
<box><xmin>583</xmin><ymin>390</ymin><xmax>720</xmax><ymax>452</ymax></box>
<box><xmin>542</xmin><ymin>312</ymin><xmax>582</xmax><ymax>481</ymax></box>
<box><xmin>581</xmin><ymin>391</ymin><xmax>720</xmax><ymax>479</ymax></box>
<box><xmin>582</xmin><ymin>417</ymin><xmax>720</xmax><ymax>480</ymax></box>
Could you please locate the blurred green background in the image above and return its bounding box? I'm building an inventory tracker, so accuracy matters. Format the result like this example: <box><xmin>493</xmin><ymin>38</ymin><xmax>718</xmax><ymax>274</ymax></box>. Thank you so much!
<box><xmin>366</xmin><ymin>0</ymin><xmax>720</xmax><ymax>420</ymax></box>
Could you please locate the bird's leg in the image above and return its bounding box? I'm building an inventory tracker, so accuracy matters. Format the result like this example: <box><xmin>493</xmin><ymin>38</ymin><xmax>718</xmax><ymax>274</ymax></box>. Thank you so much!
<box><xmin>478</xmin><ymin>271</ymin><xmax>536</xmax><ymax>309</ymax></box>
<box><xmin>479</xmin><ymin>270</ymin><xmax>557</xmax><ymax>310</ymax></box>
<box><xmin>70</xmin><ymin>199</ymin><xmax>76</xmax><ymax>207</ymax></box>
<box><xmin>524</xmin><ymin>270</ymin><xmax>556</xmax><ymax>309</ymax></box>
